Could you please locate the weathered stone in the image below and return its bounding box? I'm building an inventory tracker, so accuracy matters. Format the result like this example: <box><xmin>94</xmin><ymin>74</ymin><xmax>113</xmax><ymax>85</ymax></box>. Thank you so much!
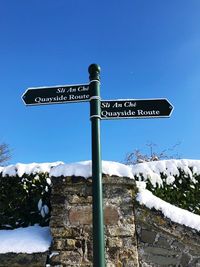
<box><xmin>49</xmin><ymin>175</ymin><xmax>200</xmax><ymax>266</ymax></box>
<box><xmin>50</xmin><ymin>215</ymin><xmax>64</xmax><ymax>228</ymax></box>
<box><xmin>57</xmin><ymin>251</ymin><xmax>82</xmax><ymax>264</ymax></box>
<box><xmin>107</xmin><ymin>237</ymin><xmax>123</xmax><ymax>248</ymax></box>
<box><xmin>107</xmin><ymin>225</ymin><xmax>135</xmax><ymax>237</ymax></box>
<box><xmin>53</xmin><ymin>239</ymin><xmax>65</xmax><ymax>250</ymax></box>
<box><xmin>51</xmin><ymin>227</ymin><xmax>72</xmax><ymax>238</ymax></box>
<box><xmin>123</xmin><ymin>237</ymin><xmax>137</xmax><ymax>248</ymax></box>
<box><xmin>51</xmin><ymin>226</ymin><xmax>82</xmax><ymax>238</ymax></box>
<box><xmin>135</xmin><ymin>204</ymin><xmax>200</xmax><ymax>266</ymax></box>
<box><xmin>104</xmin><ymin>206</ymin><xmax>119</xmax><ymax>225</ymax></box>
<box><xmin>147</xmin><ymin>255</ymin><xmax>178</xmax><ymax>265</ymax></box>
<box><xmin>68</xmin><ymin>205</ymin><xmax>120</xmax><ymax>226</ymax></box>
<box><xmin>0</xmin><ymin>252</ymin><xmax>48</xmax><ymax>267</ymax></box>
<box><xmin>106</xmin><ymin>260</ymin><xmax>116</xmax><ymax>267</ymax></box>
<box><xmin>180</xmin><ymin>252</ymin><xmax>192</xmax><ymax>266</ymax></box>
<box><xmin>107</xmin><ymin>247</ymin><xmax>119</xmax><ymax>261</ymax></box>
<box><xmin>68</xmin><ymin>195</ymin><xmax>92</xmax><ymax>204</ymax></box>
<box><xmin>140</xmin><ymin>229</ymin><xmax>157</xmax><ymax>244</ymax></box>
<box><xmin>104</xmin><ymin>187</ymin><xmax>133</xmax><ymax>200</ymax></box>
<box><xmin>120</xmin><ymin>204</ymin><xmax>134</xmax><ymax>217</ymax></box>
<box><xmin>144</xmin><ymin>246</ymin><xmax>178</xmax><ymax>256</ymax></box>
<box><xmin>50</xmin><ymin>176</ymin><xmax>139</xmax><ymax>266</ymax></box>
<box><xmin>189</xmin><ymin>257</ymin><xmax>200</xmax><ymax>267</ymax></box>
<box><xmin>120</xmin><ymin>216</ymin><xmax>135</xmax><ymax>225</ymax></box>
<box><xmin>68</xmin><ymin>206</ymin><xmax>92</xmax><ymax>225</ymax></box>
<box><xmin>82</xmin><ymin>225</ymin><xmax>92</xmax><ymax>236</ymax></box>
<box><xmin>156</xmin><ymin>236</ymin><xmax>171</xmax><ymax>249</ymax></box>
<box><xmin>65</xmin><ymin>238</ymin><xmax>76</xmax><ymax>249</ymax></box>
<box><xmin>119</xmin><ymin>247</ymin><xmax>139</xmax><ymax>266</ymax></box>
<box><xmin>171</xmin><ymin>240</ymin><xmax>185</xmax><ymax>251</ymax></box>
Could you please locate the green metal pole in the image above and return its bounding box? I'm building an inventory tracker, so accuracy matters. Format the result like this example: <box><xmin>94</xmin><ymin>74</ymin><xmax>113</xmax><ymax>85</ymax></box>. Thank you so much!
<box><xmin>88</xmin><ymin>64</ymin><xmax>105</xmax><ymax>267</ymax></box>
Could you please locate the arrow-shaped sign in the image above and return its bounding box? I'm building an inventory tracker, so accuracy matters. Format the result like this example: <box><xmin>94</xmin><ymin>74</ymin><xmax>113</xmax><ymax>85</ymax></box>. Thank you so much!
<box><xmin>22</xmin><ymin>84</ymin><xmax>90</xmax><ymax>105</ymax></box>
<box><xmin>101</xmin><ymin>99</ymin><xmax>174</xmax><ymax>119</ymax></box>
<box><xmin>21</xmin><ymin>63</ymin><xmax>175</xmax><ymax>267</ymax></box>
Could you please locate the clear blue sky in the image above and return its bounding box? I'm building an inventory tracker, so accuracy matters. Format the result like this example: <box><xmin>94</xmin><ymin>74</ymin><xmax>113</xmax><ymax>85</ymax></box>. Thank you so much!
<box><xmin>1</xmin><ymin>0</ymin><xmax>200</xmax><ymax>164</ymax></box>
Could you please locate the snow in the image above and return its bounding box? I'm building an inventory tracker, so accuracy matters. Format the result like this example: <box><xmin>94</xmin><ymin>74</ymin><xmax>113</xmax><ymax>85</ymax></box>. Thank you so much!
<box><xmin>0</xmin><ymin>161</ymin><xmax>63</xmax><ymax>177</ymax></box>
<box><xmin>136</xmin><ymin>188</ymin><xmax>200</xmax><ymax>231</ymax></box>
<box><xmin>50</xmin><ymin>160</ymin><xmax>92</xmax><ymax>178</ymax></box>
<box><xmin>0</xmin><ymin>225</ymin><xmax>52</xmax><ymax>254</ymax></box>
<box><xmin>49</xmin><ymin>160</ymin><xmax>133</xmax><ymax>178</ymax></box>
<box><xmin>0</xmin><ymin>159</ymin><xmax>200</xmax><ymax>254</ymax></box>
<box><xmin>1</xmin><ymin>159</ymin><xmax>200</xmax><ymax>182</ymax></box>
<box><xmin>131</xmin><ymin>159</ymin><xmax>200</xmax><ymax>187</ymax></box>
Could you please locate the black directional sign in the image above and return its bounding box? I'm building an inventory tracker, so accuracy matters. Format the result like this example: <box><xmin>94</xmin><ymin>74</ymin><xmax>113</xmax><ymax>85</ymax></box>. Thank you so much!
<box><xmin>22</xmin><ymin>84</ymin><xmax>90</xmax><ymax>105</ymax></box>
<box><xmin>101</xmin><ymin>99</ymin><xmax>173</xmax><ymax>119</ymax></box>
<box><xmin>22</xmin><ymin>64</ymin><xmax>174</xmax><ymax>267</ymax></box>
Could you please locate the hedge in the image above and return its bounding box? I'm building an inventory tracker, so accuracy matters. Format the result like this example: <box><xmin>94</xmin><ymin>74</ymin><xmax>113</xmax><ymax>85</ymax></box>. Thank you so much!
<box><xmin>0</xmin><ymin>160</ymin><xmax>200</xmax><ymax>229</ymax></box>
<box><xmin>134</xmin><ymin>167</ymin><xmax>200</xmax><ymax>215</ymax></box>
<box><xmin>0</xmin><ymin>172</ymin><xmax>51</xmax><ymax>229</ymax></box>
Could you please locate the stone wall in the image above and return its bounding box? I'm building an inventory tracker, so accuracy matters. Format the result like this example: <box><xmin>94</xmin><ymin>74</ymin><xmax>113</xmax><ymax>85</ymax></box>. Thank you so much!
<box><xmin>2</xmin><ymin>175</ymin><xmax>199</xmax><ymax>266</ymax></box>
<box><xmin>135</xmin><ymin>205</ymin><xmax>200</xmax><ymax>267</ymax></box>
<box><xmin>49</xmin><ymin>175</ymin><xmax>200</xmax><ymax>267</ymax></box>
<box><xmin>0</xmin><ymin>252</ymin><xmax>48</xmax><ymax>267</ymax></box>
<box><xmin>49</xmin><ymin>175</ymin><xmax>139</xmax><ymax>267</ymax></box>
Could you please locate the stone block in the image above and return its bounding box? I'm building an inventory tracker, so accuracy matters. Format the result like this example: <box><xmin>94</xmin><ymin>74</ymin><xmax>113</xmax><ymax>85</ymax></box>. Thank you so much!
<box><xmin>119</xmin><ymin>248</ymin><xmax>139</xmax><ymax>266</ymax></box>
<box><xmin>68</xmin><ymin>195</ymin><xmax>92</xmax><ymax>204</ymax></box>
<box><xmin>144</xmin><ymin>246</ymin><xmax>178</xmax><ymax>256</ymax></box>
<box><xmin>120</xmin><ymin>215</ymin><xmax>135</xmax><ymax>225</ymax></box>
<box><xmin>119</xmin><ymin>204</ymin><xmax>134</xmax><ymax>217</ymax></box>
<box><xmin>123</xmin><ymin>237</ymin><xmax>137</xmax><ymax>248</ymax></box>
<box><xmin>147</xmin><ymin>255</ymin><xmax>178</xmax><ymax>265</ymax></box>
<box><xmin>104</xmin><ymin>187</ymin><xmax>132</xmax><ymax>200</ymax></box>
<box><xmin>50</xmin><ymin>215</ymin><xmax>64</xmax><ymax>228</ymax></box>
<box><xmin>140</xmin><ymin>229</ymin><xmax>157</xmax><ymax>244</ymax></box>
<box><xmin>53</xmin><ymin>239</ymin><xmax>65</xmax><ymax>250</ymax></box>
<box><xmin>107</xmin><ymin>225</ymin><xmax>135</xmax><ymax>237</ymax></box>
<box><xmin>51</xmin><ymin>227</ymin><xmax>82</xmax><ymax>238</ymax></box>
<box><xmin>68</xmin><ymin>206</ymin><xmax>92</xmax><ymax>225</ymax></box>
<box><xmin>104</xmin><ymin>206</ymin><xmax>119</xmax><ymax>225</ymax></box>
<box><xmin>180</xmin><ymin>252</ymin><xmax>191</xmax><ymax>266</ymax></box>
<box><xmin>65</xmin><ymin>239</ymin><xmax>76</xmax><ymax>249</ymax></box>
<box><xmin>156</xmin><ymin>236</ymin><xmax>171</xmax><ymax>249</ymax></box>
<box><xmin>51</xmin><ymin>227</ymin><xmax>72</xmax><ymax>238</ymax></box>
<box><xmin>58</xmin><ymin>251</ymin><xmax>83</xmax><ymax>265</ymax></box>
<box><xmin>107</xmin><ymin>237</ymin><xmax>123</xmax><ymax>248</ymax></box>
<box><xmin>0</xmin><ymin>252</ymin><xmax>48</xmax><ymax>267</ymax></box>
<box><xmin>68</xmin><ymin>205</ymin><xmax>120</xmax><ymax>226</ymax></box>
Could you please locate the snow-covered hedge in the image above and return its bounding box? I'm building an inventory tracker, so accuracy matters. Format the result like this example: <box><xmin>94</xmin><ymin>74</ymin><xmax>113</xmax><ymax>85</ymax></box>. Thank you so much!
<box><xmin>0</xmin><ymin>162</ymin><xmax>63</xmax><ymax>229</ymax></box>
<box><xmin>132</xmin><ymin>159</ymin><xmax>200</xmax><ymax>215</ymax></box>
<box><xmin>0</xmin><ymin>172</ymin><xmax>51</xmax><ymax>229</ymax></box>
<box><xmin>0</xmin><ymin>159</ymin><xmax>200</xmax><ymax>229</ymax></box>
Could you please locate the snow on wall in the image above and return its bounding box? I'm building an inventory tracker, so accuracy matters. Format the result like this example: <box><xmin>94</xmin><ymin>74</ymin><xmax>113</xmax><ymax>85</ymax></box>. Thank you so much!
<box><xmin>0</xmin><ymin>158</ymin><xmax>200</xmax><ymax>253</ymax></box>
<box><xmin>1</xmin><ymin>159</ymin><xmax>200</xmax><ymax>182</ymax></box>
<box><xmin>0</xmin><ymin>160</ymin><xmax>133</xmax><ymax>179</ymax></box>
<box><xmin>0</xmin><ymin>225</ymin><xmax>52</xmax><ymax>254</ymax></box>
<box><xmin>0</xmin><ymin>161</ymin><xmax>63</xmax><ymax>178</ymax></box>
<box><xmin>136</xmin><ymin>188</ymin><xmax>200</xmax><ymax>231</ymax></box>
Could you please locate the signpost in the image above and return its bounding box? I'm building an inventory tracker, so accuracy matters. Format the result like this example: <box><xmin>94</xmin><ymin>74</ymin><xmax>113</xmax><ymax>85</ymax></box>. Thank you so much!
<box><xmin>89</xmin><ymin>65</ymin><xmax>105</xmax><ymax>267</ymax></box>
<box><xmin>22</xmin><ymin>84</ymin><xmax>90</xmax><ymax>105</ymax></box>
<box><xmin>22</xmin><ymin>64</ymin><xmax>174</xmax><ymax>267</ymax></box>
<box><xmin>101</xmin><ymin>99</ymin><xmax>173</xmax><ymax>119</ymax></box>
